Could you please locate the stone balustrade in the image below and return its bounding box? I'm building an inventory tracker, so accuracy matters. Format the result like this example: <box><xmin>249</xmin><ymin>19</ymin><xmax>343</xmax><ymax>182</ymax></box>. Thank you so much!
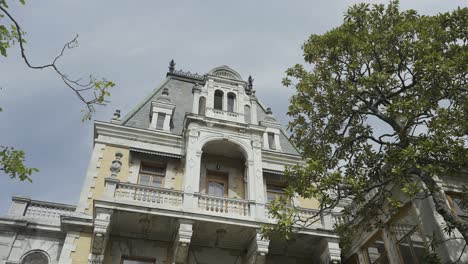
<box><xmin>265</xmin><ymin>205</ymin><xmax>324</xmax><ymax>228</ymax></box>
<box><xmin>195</xmin><ymin>193</ymin><xmax>252</xmax><ymax>217</ymax></box>
<box><xmin>114</xmin><ymin>182</ymin><xmax>184</xmax><ymax>209</ymax></box>
<box><xmin>106</xmin><ymin>179</ymin><xmax>339</xmax><ymax>230</ymax></box>
<box><xmin>8</xmin><ymin>197</ymin><xmax>76</xmax><ymax>224</ymax></box>
<box><xmin>206</xmin><ymin>108</ymin><xmax>244</xmax><ymax>123</ymax></box>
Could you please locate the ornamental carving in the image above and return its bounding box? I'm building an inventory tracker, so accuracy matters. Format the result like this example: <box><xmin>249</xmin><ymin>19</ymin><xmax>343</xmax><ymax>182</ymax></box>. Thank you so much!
<box><xmin>110</xmin><ymin>152</ymin><xmax>123</xmax><ymax>177</ymax></box>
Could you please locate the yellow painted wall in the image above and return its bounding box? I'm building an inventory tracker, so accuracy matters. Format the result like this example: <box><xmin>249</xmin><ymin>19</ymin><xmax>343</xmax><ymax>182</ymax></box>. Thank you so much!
<box><xmin>84</xmin><ymin>145</ymin><xmax>130</xmax><ymax>214</ymax></box>
<box><xmin>70</xmin><ymin>232</ymin><xmax>92</xmax><ymax>264</ymax></box>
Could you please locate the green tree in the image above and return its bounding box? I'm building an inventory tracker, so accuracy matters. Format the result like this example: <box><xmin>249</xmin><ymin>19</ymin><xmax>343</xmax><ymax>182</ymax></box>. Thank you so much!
<box><xmin>268</xmin><ymin>0</ymin><xmax>467</xmax><ymax>253</ymax></box>
<box><xmin>0</xmin><ymin>0</ymin><xmax>115</xmax><ymax>181</ymax></box>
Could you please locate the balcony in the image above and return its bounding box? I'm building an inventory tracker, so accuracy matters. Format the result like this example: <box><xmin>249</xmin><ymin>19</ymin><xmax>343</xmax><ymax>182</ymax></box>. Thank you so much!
<box><xmin>103</xmin><ymin>178</ymin><xmax>344</xmax><ymax>231</ymax></box>
<box><xmin>205</xmin><ymin>107</ymin><xmax>244</xmax><ymax>123</ymax></box>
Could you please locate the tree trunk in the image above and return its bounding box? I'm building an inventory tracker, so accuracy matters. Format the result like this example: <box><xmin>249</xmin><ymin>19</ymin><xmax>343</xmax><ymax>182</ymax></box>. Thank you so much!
<box><xmin>418</xmin><ymin>171</ymin><xmax>468</xmax><ymax>244</ymax></box>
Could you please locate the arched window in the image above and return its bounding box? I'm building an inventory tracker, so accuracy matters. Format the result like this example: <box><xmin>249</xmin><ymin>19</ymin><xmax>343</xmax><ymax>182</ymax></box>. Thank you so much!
<box><xmin>21</xmin><ymin>250</ymin><xmax>49</xmax><ymax>264</ymax></box>
<box><xmin>198</xmin><ymin>96</ymin><xmax>206</xmax><ymax>116</ymax></box>
<box><xmin>214</xmin><ymin>90</ymin><xmax>223</xmax><ymax>110</ymax></box>
<box><xmin>227</xmin><ymin>92</ymin><xmax>236</xmax><ymax>112</ymax></box>
<box><xmin>244</xmin><ymin>105</ymin><xmax>251</xmax><ymax>123</ymax></box>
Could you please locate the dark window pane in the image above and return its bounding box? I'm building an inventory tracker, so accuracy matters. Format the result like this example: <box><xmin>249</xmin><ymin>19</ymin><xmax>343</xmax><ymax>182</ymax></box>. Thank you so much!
<box><xmin>268</xmin><ymin>133</ymin><xmax>276</xmax><ymax>150</ymax></box>
<box><xmin>139</xmin><ymin>175</ymin><xmax>150</xmax><ymax>186</ymax></box>
<box><xmin>227</xmin><ymin>93</ymin><xmax>235</xmax><ymax>112</ymax></box>
<box><xmin>214</xmin><ymin>90</ymin><xmax>223</xmax><ymax>110</ymax></box>
<box><xmin>208</xmin><ymin>182</ymin><xmax>224</xmax><ymax>197</ymax></box>
<box><xmin>156</xmin><ymin>113</ymin><xmax>165</xmax><ymax>129</ymax></box>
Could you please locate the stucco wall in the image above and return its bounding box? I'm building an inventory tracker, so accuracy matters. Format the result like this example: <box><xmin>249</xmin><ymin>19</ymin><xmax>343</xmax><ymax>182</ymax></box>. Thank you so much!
<box><xmin>84</xmin><ymin>146</ymin><xmax>130</xmax><ymax>214</ymax></box>
<box><xmin>70</xmin><ymin>232</ymin><xmax>93</xmax><ymax>264</ymax></box>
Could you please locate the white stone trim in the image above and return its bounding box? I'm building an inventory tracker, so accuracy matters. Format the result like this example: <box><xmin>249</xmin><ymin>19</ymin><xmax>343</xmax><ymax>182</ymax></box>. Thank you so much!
<box><xmin>76</xmin><ymin>143</ymin><xmax>105</xmax><ymax>213</ymax></box>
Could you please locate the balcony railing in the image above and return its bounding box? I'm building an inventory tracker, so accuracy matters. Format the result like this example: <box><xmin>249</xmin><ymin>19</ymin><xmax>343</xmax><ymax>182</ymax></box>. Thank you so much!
<box><xmin>114</xmin><ymin>182</ymin><xmax>184</xmax><ymax>209</ymax></box>
<box><xmin>195</xmin><ymin>193</ymin><xmax>251</xmax><ymax>218</ymax></box>
<box><xmin>206</xmin><ymin>108</ymin><xmax>244</xmax><ymax>123</ymax></box>
<box><xmin>265</xmin><ymin>205</ymin><xmax>324</xmax><ymax>228</ymax></box>
<box><xmin>7</xmin><ymin>197</ymin><xmax>77</xmax><ymax>225</ymax></box>
<box><xmin>105</xmin><ymin>179</ymin><xmax>338</xmax><ymax>230</ymax></box>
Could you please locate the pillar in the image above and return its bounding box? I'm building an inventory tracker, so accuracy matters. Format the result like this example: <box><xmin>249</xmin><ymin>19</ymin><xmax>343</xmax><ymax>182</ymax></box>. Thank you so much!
<box><xmin>182</xmin><ymin>127</ymin><xmax>202</xmax><ymax>211</ymax></box>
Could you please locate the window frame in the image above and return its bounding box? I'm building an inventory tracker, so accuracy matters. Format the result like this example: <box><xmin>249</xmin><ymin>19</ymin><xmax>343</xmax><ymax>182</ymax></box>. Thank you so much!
<box><xmin>138</xmin><ymin>162</ymin><xmax>166</xmax><ymax>188</ymax></box>
<box><xmin>267</xmin><ymin>132</ymin><xmax>276</xmax><ymax>150</ymax></box>
<box><xmin>214</xmin><ymin>90</ymin><xmax>224</xmax><ymax>110</ymax></box>
<box><xmin>362</xmin><ymin>231</ymin><xmax>389</xmax><ymax>264</ymax></box>
<box><xmin>227</xmin><ymin>92</ymin><xmax>236</xmax><ymax>112</ymax></box>
<box><xmin>446</xmin><ymin>192</ymin><xmax>468</xmax><ymax>217</ymax></box>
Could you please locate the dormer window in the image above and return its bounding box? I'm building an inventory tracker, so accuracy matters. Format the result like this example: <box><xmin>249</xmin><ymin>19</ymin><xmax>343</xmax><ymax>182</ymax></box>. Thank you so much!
<box><xmin>214</xmin><ymin>90</ymin><xmax>223</xmax><ymax>110</ymax></box>
<box><xmin>227</xmin><ymin>92</ymin><xmax>236</xmax><ymax>112</ymax></box>
<box><xmin>150</xmin><ymin>88</ymin><xmax>175</xmax><ymax>131</ymax></box>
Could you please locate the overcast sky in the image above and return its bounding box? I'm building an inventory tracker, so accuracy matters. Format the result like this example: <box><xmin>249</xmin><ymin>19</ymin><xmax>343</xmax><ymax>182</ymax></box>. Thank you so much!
<box><xmin>0</xmin><ymin>0</ymin><xmax>465</xmax><ymax>213</ymax></box>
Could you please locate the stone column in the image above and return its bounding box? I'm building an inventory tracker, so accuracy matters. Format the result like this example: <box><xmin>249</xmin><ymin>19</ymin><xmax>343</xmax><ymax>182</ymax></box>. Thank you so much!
<box><xmin>222</xmin><ymin>93</ymin><xmax>228</xmax><ymax>111</ymax></box>
<box><xmin>249</xmin><ymin>140</ymin><xmax>266</xmax><ymax>220</ymax></box>
<box><xmin>149</xmin><ymin>112</ymin><xmax>159</xmax><ymax>129</ymax></box>
<box><xmin>172</xmin><ymin>220</ymin><xmax>194</xmax><ymax>264</ymax></box>
<box><xmin>244</xmin><ymin>231</ymin><xmax>269</xmax><ymax>264</ymax></box>
<box><xmin>89</xmin><ymin>208</ymin><xmax>113</xmax><ymax>264</ymax></box>
<box><xmin>163</xmin><ymin>114</ymin><xmax>171</xmax><ymax>131</ymax></box>
<box><xmin>192</xmin><ymin>84</ymin><xmax>202</xmax><ymax>114</ymax></box>
<box><xmin>250</xmin><ymin>97</ymin><xmax>258</xmax><ymax>125</ymax></box>
<box><xmin>182</xmin><ymin>127</ymin><xmax>202</xmax><ymax>211</ymax></box>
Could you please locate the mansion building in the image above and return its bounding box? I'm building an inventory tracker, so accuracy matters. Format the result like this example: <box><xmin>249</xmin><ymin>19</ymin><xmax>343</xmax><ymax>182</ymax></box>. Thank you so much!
<box><xmin>0</xmin><ymin>64</ymin><xmax>343</xmax><ymax>264</ymax></box>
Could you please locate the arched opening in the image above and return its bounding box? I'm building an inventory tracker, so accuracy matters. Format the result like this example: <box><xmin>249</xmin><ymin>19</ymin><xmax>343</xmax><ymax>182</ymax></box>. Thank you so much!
<box><xmin>198</xmin><ymin>96</ymin><xmax>206</xmax><ymax>115</ymax></box>
<box><xmin>21</xmin><ymin>251</ymin><xmax>49</xmax><ymax>264</ymax></box>
<box><xmin>214</xmin><ymin>90</ymin><xmax>223</xmax><ymax>110</ymax></box>
<box><xmin>200</xmin><ymin>140</ymin><xmax>247</xmax><ymax>200</ymax></box>
<box><xmin>244</xmin><ymin>105</ymin><xmax>251</xmax><ymax>123</ymax></box>
<box><xmin>227</xmin><ymin>92</ymin><xmax>236</xmax><ymax>112</ymax></box>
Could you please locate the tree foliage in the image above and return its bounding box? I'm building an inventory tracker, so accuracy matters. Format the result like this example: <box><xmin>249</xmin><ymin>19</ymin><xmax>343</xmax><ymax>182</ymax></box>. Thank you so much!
<box><xmin>267</xmin><ymin>0</ymin><xmax>468</xmax><ymax>255</ymax></box>
<box><xmin>0</xmin><ymin>0</ymin><xmax>115</xmax><ymax>180</ymax></box>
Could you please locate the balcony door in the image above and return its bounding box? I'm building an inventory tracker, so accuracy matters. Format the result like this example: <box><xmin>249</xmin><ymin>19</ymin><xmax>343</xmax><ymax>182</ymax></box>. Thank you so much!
<box><xmin>206</xmin><ymin>171</ymin><xmax>228</xmax><ymax>197</ymax></box>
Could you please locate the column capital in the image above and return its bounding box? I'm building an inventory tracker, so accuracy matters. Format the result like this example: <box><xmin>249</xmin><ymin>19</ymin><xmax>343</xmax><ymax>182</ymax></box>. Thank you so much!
<box><xmin>173</xmin><ymin>220</ymin><xmax>194</xmax><ymax>264</ymax></box>
<box><xmin>245</xmin><ymin>231</ymin><xmax>270</xmax><ymax>264</ymax></box>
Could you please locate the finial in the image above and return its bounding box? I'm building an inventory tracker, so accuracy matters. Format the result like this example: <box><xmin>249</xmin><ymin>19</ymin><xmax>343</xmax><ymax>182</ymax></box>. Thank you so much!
<box><xmin>111</xmin><ymin>109</ymin><xmax>121</xmax><ymax>123</ymax></box>
<box><xmin>169</xmin><ymin>59</ymin><xmax>176</xmax><ymax>73</ymax></box>
<box><xmin>248</xmin><ymin>75</ymin><xmax>254</xmax><ymax>90</ymax></box>
<box><xmin>266</xmin><ymin>107</ymin><xmax>273</xmax><ymax>115</ymax></box>
<box><xmin>162</xmin><ymin>87</ymin><xmax>169</xmax><ymax>96</ymax></box>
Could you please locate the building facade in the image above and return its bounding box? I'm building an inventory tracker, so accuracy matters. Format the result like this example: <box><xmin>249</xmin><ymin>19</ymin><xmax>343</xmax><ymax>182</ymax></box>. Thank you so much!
<box><xmin>0</xmin><ymin>64</ymin><xmax>344</xmax><ymax>264</ymax></box>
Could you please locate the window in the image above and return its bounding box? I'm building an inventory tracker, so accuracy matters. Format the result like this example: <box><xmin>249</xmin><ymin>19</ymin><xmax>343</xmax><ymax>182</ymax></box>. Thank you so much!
<box><xmin>447</xmin><ymin>192</ymin><xmax>468</xmax><ymax>217</ymax></box>
<box><xmin>268</xmin><ymin>133</ymin><xmax>276</xmax><ymax>150</ymax></box>
<box><xmin>266</xmin><ymin>184</ymin><xmax>288</xmax><ymax>204</ymax></box>
<box><xmin>214</xmin><ymin>90</ymin><xmax>223</xmax><ymax>110</ymax></box>
<box><xmin>206</xmin><ymin>171</ymin><xmax>228</xmax><ymax>197</ymax></box>
<box><xmin>244</xmin><ymin>105</ymin><xmax>251</xmax><ymax>123</ymax></box>
<box><xmin>363</xmin><ymin>232</ymin><xmax>389</xmax><ymax>264</ymax></box>
<box><xmin>389</xmin><ymin>208</ymin><xmax>425</xmax><ymax>264</ymax></box>
<box><xmin>227</xmin><ymin>92</ymin><xmax>236</xmax><ymax>112</ymax></box>
<box><xmin>21</xmin><ymin>251</ymin><xmax>49</xmax><ymax>264</ymax></box>
<box><xmin>139</xmin><ymin>163</ymin><xmax>165</xmax><ymax>188</ymax></box>
<box><xmin>198</xmin><ymin>96</ymin><xmax>206</xmax><ymax>116</ymax></box>
<box><xmin>121</xmin><ymin>256</ymin><xmax>155</xmax><ymax>264</ymax></box>
<box><xmin>156</xmin><ymin>113</ymin><xmax>166</xmax><ymax>130</ymax></box>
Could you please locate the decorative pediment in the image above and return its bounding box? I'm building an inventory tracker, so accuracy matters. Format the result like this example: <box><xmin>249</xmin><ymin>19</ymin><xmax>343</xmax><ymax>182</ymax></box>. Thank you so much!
<box><xmin>208</xmin><ymin>65</ymin><xmax>243</xmax><ymax>81</ymax></box>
